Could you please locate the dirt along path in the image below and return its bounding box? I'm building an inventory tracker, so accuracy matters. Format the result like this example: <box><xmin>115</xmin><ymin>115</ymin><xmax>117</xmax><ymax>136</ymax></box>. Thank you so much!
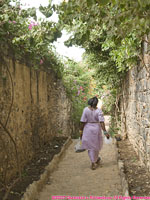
<box><xmin>38</xmin><ymin>116</ymin><xmax>123</xmax><ymax>199</ymax></box>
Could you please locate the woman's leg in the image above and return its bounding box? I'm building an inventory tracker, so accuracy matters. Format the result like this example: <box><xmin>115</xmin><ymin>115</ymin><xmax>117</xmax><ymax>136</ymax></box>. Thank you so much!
<box><xmin>95</xmin><ymin>151</ymin><xmax>99</xmax><ymax>162</ymax></box>
<box><xmin>88</xmin><ymin>150</ymin><xmax>99</xmax><ymax>163</ymax></box>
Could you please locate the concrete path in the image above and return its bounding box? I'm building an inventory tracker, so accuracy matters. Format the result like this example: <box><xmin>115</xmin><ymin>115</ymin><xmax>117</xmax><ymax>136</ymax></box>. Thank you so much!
<box><xmin>38</xmin><ymin>116</ymin><xmax>122</xmax><ymax>199</ymax></box>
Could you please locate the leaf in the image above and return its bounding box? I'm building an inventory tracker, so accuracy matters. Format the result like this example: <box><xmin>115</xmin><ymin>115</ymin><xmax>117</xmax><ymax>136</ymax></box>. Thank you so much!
<box><xmin>97</xmin><ymin>0</ymin><xmax>110</xmax><ymax>6</ymax></box>
<box><xmin>111</xmin><ymin>0</ymin><xmax>116</xmax><ymax>4</ymax></box>
<box><xmin>87</xmin><ymin>0</ymin><xmax>93</xmax><ymax>7</ymax></box>
<box><xmin>27</xmin><ymin>7</ymin><xmax>37</xmax><ymax>20</ymax></box>
<box><xmin>4</xmin><ymin>14</ymin><xmax>9</xmax><ymax>21</ymax></box>
<box><xmin>39</xmin><ymin>5</ymin><xmax>53</xmax><ymax>18</ymax></box>
<box><xmin>48</xmin><ymin>0</ymin><xmax>52</xmax><ymax>5</ymax></box>
<box><xmin>137</xmin><ymin>0</ymin><xmax>142</xmax><ymax>6</ymax></box>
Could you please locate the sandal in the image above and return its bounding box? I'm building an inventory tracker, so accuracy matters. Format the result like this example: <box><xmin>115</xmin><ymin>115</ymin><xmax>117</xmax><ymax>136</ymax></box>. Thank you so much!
<box><xmin>96</xmin><ymin>157</ymin><xmax>101</xmax><ymax>165</ymax></box>
<box><xmin>91</xmin><ymin>163</ymin><xmax>96</xmax><ymax>170</ymax></box>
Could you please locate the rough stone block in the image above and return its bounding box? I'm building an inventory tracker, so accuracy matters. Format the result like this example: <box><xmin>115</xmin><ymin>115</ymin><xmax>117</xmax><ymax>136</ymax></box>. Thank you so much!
<box><xmin>120</xmin><ymin>56</ymin><xmax>150</xmax><ymax>171</ymax></box>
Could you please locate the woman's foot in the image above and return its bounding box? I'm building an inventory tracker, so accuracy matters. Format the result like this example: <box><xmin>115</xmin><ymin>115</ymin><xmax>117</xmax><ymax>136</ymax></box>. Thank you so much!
<box><xmin>91</xmin><ymin>163</ymin><xmax>96</xmax><ymax>170</ymax></box>
<box><xmin>96</xmin><ymin>157</ymin><xmax>101</xmax><ymax>165</ymax></box>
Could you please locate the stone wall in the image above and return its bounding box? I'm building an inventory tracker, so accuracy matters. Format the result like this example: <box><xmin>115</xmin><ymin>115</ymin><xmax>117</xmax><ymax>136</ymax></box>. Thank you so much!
<box><xmin>0</xmin><ymin>57</ymin><xmax>73</xmax><ymax>183</ymax></box>
<box><xmin>120</xmin><ymin>42</ymin><xmax>150</xmax><ymax>170</ymax></box>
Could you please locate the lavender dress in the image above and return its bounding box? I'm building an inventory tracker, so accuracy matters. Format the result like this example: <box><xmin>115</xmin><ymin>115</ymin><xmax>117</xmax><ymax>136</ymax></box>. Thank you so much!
<box><xmin>80</xmin><ymin>107</ymin><xmax>104</xmax><ymax>152</ymax></box>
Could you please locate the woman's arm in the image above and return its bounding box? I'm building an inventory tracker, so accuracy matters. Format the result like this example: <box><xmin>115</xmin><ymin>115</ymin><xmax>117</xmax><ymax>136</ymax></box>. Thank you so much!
<box><xmin>80</xmin><ymin>122</ymin><xmax>85</xmax><ymax>131</ymax></box>
<box><xmin>100</xmin><ymin>122</ymin><xmax>110</xmax><ymax>138</ymax></box>
<box><xmin>100</xmin><ymin>122</ymin><xmax>106</xmax><ymax>131</ymax></box>
<box><xmin>79</xmin><ymin>122</ymin><xmax>86</xmax><ymax>139</ymax></box>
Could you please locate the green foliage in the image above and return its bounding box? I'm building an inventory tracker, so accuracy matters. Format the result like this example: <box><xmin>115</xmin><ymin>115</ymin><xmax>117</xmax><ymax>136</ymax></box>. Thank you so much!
<box><xmin>101</xmin><ymin>89</ymin><xmax>117</xmax><ymax>115</ymax></box>
<box><xmin>2</xmin><ymin>0</ymin><xmax>149</xmax><ymax>133</ymax></box>
<box><xmin>39</xmin><ymin>1</ymin><xmax>54</xmax><ymax>18</ymax></box>
<box><xmin>57</xmin><ymin>0</ymin><xmax>144</xmax><ymax>72</ymax></box>
<box><xmin>0</xmin><ymin>0</ymin><xmax>62</xmax><ymax>75</ymax></box>
<box><xmin>108</xmin><ymin>116</ymin><xmax>120</xmax><ymax>136</ymax></box>
<box><xmin>63</xmin><ymin>59</ymin><xmax>94</xmax><ymax>123</ymax></box>
<box><xmin>56</xmin><ymin>0</ymin><xmax>150</xmax><ymax>119</ymax></box>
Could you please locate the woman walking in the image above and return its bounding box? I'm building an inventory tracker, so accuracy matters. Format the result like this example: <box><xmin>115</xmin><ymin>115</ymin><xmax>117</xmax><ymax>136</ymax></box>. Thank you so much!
<box><xmin>80</xmin><ymin>97</ymin><xmax>109</xmax><ymax>170</ymax></box>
